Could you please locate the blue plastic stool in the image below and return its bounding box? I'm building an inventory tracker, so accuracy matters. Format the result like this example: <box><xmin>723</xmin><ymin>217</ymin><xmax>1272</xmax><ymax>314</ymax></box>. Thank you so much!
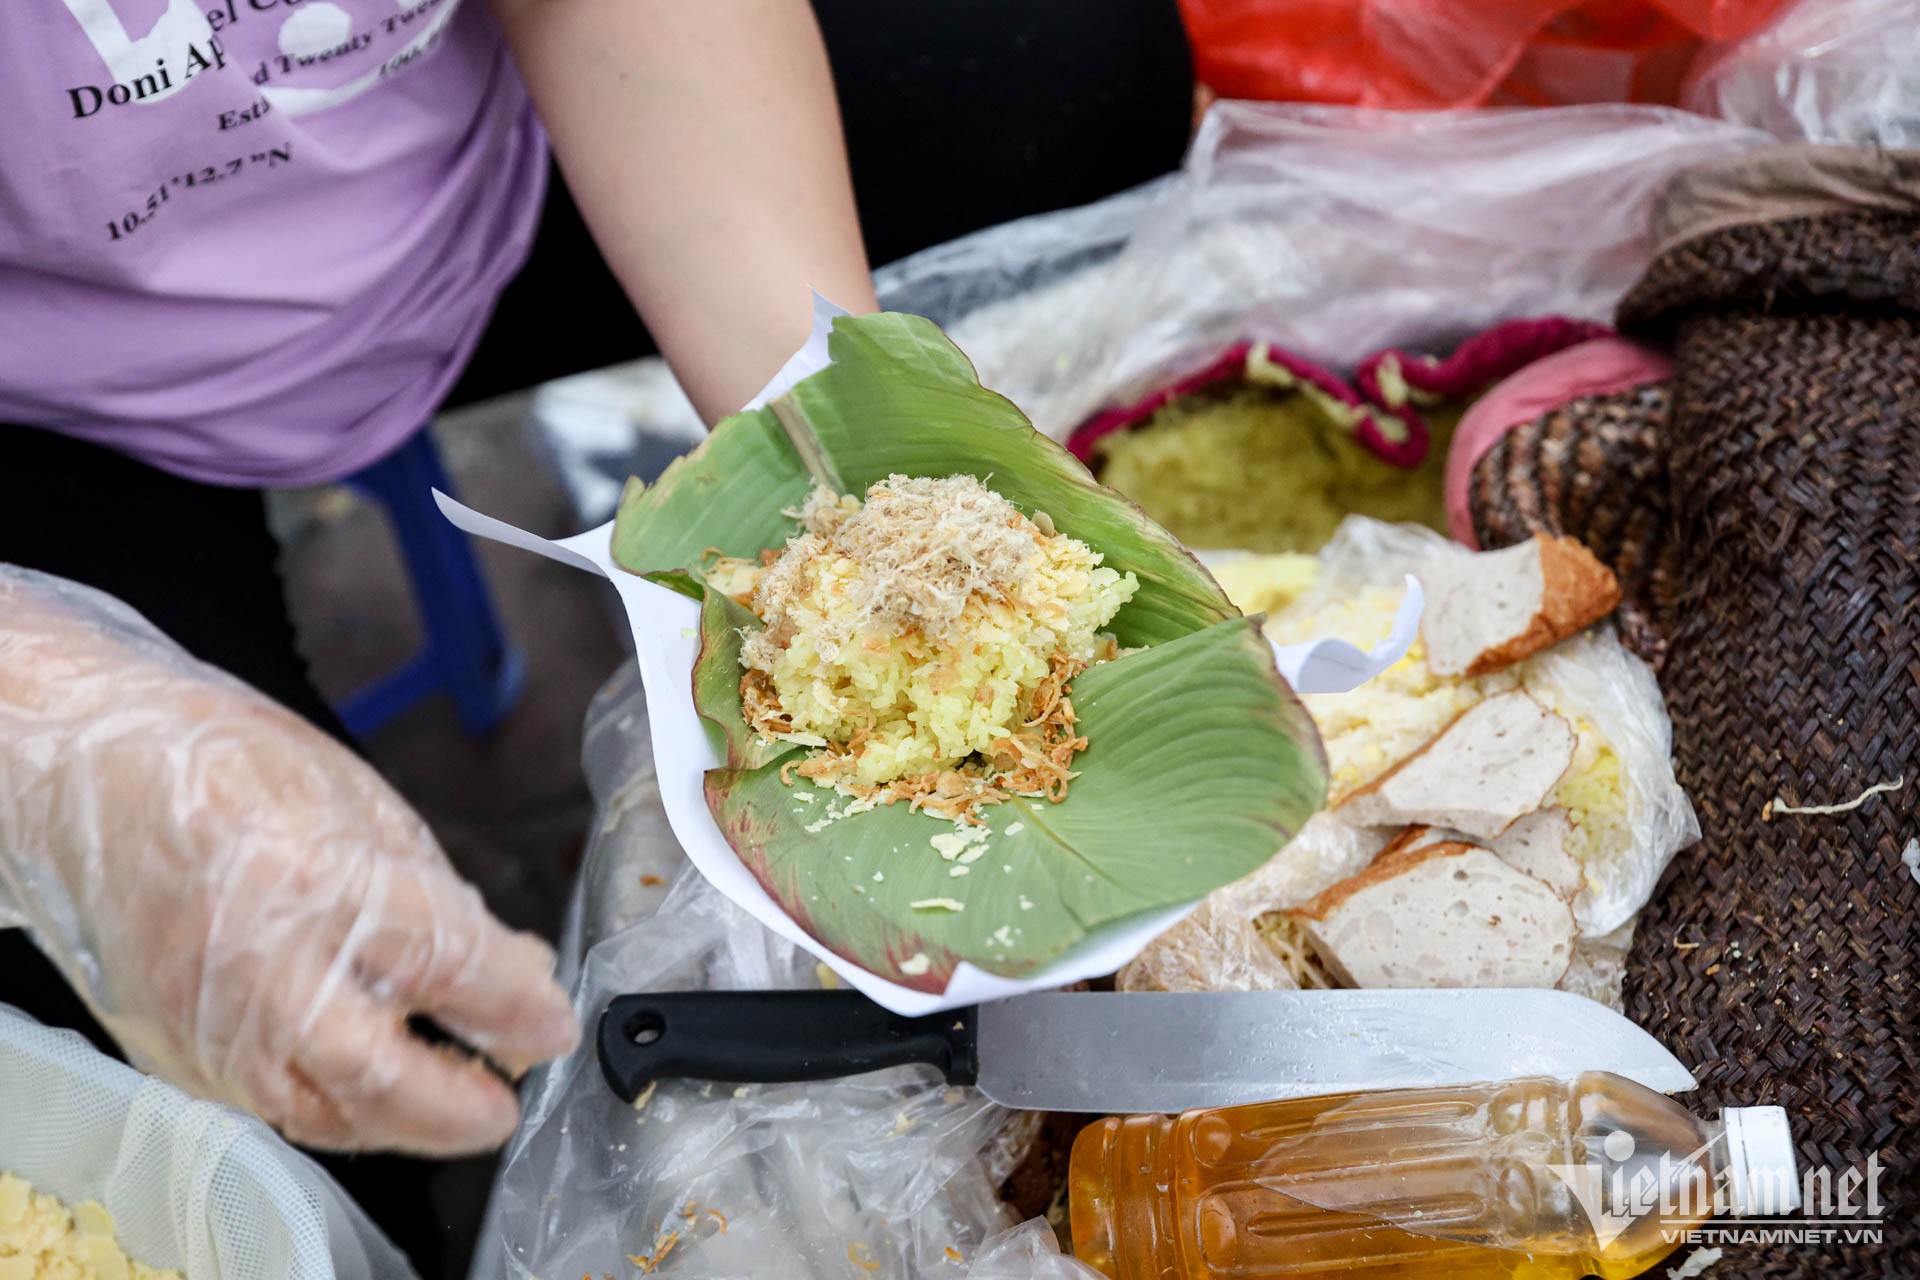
<box><xmin>333</xmin><ymin>432</ymin><xmax>526</xmax><ymax>739</ymax></box>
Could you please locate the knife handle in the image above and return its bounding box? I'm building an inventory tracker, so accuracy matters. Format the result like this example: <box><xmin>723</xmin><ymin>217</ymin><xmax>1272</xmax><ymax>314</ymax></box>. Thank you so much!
<box><xmin>598</xmin><ymin>990</ymin><xmax>981</xmax><ymax>1102</ymax></box>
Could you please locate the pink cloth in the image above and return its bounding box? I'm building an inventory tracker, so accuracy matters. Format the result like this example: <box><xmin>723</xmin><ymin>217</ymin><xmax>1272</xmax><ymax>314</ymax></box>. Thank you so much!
<box><xmin>1443</xmin><ymin>337</ymin><xmax>1672</xmax><ymax>548</ymax></box>
<box><xmin>0</xmin><ymin>1</ymin><xmax>545</xmax><ymax>487</ymax></box>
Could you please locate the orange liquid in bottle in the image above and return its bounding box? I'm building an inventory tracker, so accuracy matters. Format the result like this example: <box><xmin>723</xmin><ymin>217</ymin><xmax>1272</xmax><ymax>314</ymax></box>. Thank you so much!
<box><xmin>1070</xmin><ymin>1073</ymin><xmax>1729</xmax><ymax>1280</ymax></box>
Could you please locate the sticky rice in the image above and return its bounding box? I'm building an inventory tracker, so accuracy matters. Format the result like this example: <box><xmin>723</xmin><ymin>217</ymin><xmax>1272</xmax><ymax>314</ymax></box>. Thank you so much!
<box><xmin>710</xmin><ymin>474</ymin><xmax>1138</xmax><ymax>822</ymax></box>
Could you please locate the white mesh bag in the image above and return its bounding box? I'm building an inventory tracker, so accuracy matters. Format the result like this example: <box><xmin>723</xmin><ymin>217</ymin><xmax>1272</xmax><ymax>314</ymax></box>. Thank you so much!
<box><xmin>0</xmin><ymin>1005</ymin><xmax>414</xmax><ymax>1280</ymax></box>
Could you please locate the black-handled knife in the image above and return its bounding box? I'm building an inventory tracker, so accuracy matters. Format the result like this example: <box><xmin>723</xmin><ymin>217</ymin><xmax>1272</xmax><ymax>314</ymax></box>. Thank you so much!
<box><xmin>597</xmin><ymin>988</ymin><xmax>1696</xmax><ymax>1112</ymax></box>
<box><xmin>600</xmin><ymin>990</ymin><xmax>980</xmax><ymax>1099</ymax></box>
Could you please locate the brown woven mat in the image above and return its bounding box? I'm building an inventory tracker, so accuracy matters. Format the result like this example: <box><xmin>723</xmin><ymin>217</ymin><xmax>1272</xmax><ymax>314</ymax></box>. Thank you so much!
<box><xmin>1474</xmin><ymin>197</ymin><xmax>1920</xmax><ymax>1278</ymax></box>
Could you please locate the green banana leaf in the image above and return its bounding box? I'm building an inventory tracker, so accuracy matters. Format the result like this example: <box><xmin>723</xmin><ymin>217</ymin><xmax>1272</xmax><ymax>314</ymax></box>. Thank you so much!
<box><xmin>613</xmin><ymin>312</ymin><xmax>1327</xmax><ymax>988</ymax></box>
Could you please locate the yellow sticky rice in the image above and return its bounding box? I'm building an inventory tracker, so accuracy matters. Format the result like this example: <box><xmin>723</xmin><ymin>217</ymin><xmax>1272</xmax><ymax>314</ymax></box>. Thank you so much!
<box><xmin>720</xmin><ymin>476</ymin><xmax>1138</xmax><ymax>789</ymax></box>
<box><xmin>0</xmin><ymin>1174</ymin><xmax>180</xmax><ymax>1280</ymax></box>
<box><xmin>1236</xmin><ymin>564</ymin><xmax>1628</xmax><ymax>899</ymax></box>
<box><xmin>1207</xmin><ymin>554</ymin><xmax>1321</xmax><ymax>620</ymax></box>
<box><xmin>1093</xmin><ymin>387</ymin><xmax>1465</xmax><ymax>555</ymax></box>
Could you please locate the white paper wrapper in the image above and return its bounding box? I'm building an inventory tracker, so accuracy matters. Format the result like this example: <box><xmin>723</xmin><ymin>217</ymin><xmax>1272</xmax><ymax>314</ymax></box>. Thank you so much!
<box><xmin>437</xmin><ymin>300</ymin><xmax>1417</xmax><ymax>1015</ymax></box>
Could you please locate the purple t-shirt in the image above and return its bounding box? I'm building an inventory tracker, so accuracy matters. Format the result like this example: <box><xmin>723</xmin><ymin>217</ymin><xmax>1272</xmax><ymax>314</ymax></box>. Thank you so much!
<box><xmin>1</xmin><ymin>0</ymin><xmax>546</xmax><ymax>486</ymax></box>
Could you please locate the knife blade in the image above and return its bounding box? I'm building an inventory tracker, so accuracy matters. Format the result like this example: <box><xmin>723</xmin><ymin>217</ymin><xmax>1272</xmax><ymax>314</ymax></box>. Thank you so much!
<box><xmin>598</xmin><ymin>988</ymin><xmax>1694</xmax><ymax>1111</ymax></box>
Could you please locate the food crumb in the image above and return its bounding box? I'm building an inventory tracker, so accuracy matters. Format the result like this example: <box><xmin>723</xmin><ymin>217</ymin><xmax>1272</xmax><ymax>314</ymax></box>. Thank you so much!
<box><xmin>899</xmin><ymin>952</ymin><xmax>932</xmax><ymax>976</ymax></box>
<box><xmin>640</xmin><ymin>874</ymin><xmax>664</xmax><ymax>887</ymax></box>
<box><xmin>632</xmin><ymin>1080</ymin><xmax>659</xmax><ymax>1112</ymax></box>
<box><xmin>909</xmin><ymin>898</ymin><xmax>964</xmax><ymax>912</ymax></box>
<box><xmin>1902</xmin><ymin>838</ymin><xmax>1920</xmax><ymax>888</ymax></box>
<box><xmin>1004</xmin><ymin>822</ymin><xmax>1025</xmax><ymax>836</ymax></box>
<box><xmin>708</xmin><ymin>1210</ymin><xmax>729</xmax><ymax>1235</ymax></box>
<box><xmin>944</xmin><ymin>1246</ymin><xmax>965</xmax><ymax>1263</ymax></box>
<box><xmin>848</xmin><ymin>1242</ymin><xmax>882</xmax><ymax>1272</ymax></box>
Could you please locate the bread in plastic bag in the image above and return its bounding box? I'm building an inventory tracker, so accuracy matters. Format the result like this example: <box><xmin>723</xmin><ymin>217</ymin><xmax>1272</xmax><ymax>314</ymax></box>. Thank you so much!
<box><xmin>0</xmin><ymin>1006</ymin><xmax>414</xmax><ymax>1280</ymax></box>
<box><xmin>1117</xmin><ymin>814</ymin><xmax>1388</xmax><ymax>993</ymax></box>
<box><xmin>1122</xmin><ymin>518</ymin><xmax>1697</xmax><ymax>1006</ymax></box>
<box><xmin>478</xmin><ymin>669</ymin><xmax>1097</xmax><ymax>1280</ymax></box>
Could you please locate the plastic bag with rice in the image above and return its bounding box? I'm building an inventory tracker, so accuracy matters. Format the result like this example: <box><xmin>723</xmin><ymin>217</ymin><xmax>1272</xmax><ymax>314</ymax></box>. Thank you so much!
<box><xmin>0</xmin><ymin>1008</ymin><xmax>411</xmax><ymax>1280</ymax></box>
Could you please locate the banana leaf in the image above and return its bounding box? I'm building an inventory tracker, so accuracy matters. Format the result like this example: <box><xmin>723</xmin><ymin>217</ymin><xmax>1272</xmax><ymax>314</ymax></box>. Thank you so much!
<box><xmin>612</xmin><ymin>312</ymin><xmax>1327</xmax><ymax>989</ymax></box>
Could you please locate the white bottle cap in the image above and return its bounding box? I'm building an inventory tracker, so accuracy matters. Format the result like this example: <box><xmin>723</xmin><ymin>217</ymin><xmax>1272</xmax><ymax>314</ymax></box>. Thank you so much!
<box><xmin>1721</xmin><ymin>1106</ymin><xmax>1800</xmax><ymax>1216</ymax></box>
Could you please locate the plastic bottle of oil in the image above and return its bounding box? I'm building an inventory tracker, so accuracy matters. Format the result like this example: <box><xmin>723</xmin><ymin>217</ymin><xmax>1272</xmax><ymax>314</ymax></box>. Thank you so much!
<box><xmin>1069</xmin><ymin>1072</ymin><xmax>1797</xmax><ymax>1280</ymax></box>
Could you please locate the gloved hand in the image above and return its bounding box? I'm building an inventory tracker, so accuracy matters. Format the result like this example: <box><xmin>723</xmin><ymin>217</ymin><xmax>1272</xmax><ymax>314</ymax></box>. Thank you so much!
<box><xmin>0</xmin><ymin>566</ymin><xmax>579</xmax><ymax>1156</ymax></box>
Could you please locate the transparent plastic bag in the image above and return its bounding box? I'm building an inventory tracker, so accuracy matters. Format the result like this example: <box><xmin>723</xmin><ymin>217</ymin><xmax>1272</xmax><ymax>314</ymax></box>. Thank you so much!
<box><xmin>881</xmin><ymin>90</ymin><xmax>1909</xmax><ymax>448</ymax></box>
<box><xmin>1685</xmin><ymin>0</ymin><xmax>1920</xmax><ymax>147</ymax></box>
<box><xmin>0</xmin><ymin>1006</ymin><xmax>413</xmax><ymax>1280</ymax></box>
<box><xmin>1123</xmin><ymin>519</ymin><xmax>1698</xmax><ymax>1006</ymax></box>
<box><xmin>479</xmin><ymin>670</ymin><xmax>1098</xmax><ymax>1280</ymax></box>
<box><xmin>1016</xmin><ymin>102</ymin><xmax>1769</xmax><ymax>443</ymax></box>
<box><xmin>858</xmin><ymin>107</ymin><xmax>1774</xmax><ymax>446</ymax></box>
<box><xmin>1272</xmin><ymin>518</ymin><xmax>1698</xmax><ymax>936</ymax></box>
<box><xmin>536</xmin><ymin>15</ymin><xmax>1917</xmax><ymax>528</ymax></box>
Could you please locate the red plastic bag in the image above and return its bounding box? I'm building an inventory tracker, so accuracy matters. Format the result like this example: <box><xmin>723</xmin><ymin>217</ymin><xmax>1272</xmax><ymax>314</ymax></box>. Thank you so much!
<box><xmin>1179</xmin><ymin>0</ymin><xmax>1794</xmax><ymax>109</ymax></box>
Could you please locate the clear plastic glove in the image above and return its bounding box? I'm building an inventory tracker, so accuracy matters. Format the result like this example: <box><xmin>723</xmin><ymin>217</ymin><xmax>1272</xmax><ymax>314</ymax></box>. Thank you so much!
<box><xmin>0</xmin><ymin>566</ymin><xmax>579</xmax><ymax>1156</ymax></box>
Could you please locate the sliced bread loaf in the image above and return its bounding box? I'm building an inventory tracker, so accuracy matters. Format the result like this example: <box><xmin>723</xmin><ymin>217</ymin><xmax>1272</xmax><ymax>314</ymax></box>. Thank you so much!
<box><xmin>1419</xmin><ymin>534</ymin><xmax>1622</xmax><ymax>677</ymax></box>
<box><xmin>1486</xmin><ymin>808</ymin><xmax>1582</xmax><ymax>899</ymax></box>
<box><xmin>1382</xmin><ymin>809</ymin><xmax>1583</xmax><ymax>900</ymax></box>
<box><xmin>1338</xmin><ymin>691</ymin><xmax>1576</xmax><ymax>839</ymax></box>
<box><xmin>1287</xmin><ymin>841</ymin><xmax>1576</xmax><ymax>988</ymax></box>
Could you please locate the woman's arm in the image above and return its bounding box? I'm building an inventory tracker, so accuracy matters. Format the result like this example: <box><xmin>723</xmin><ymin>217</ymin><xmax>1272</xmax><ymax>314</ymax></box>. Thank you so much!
<box><xmin>490</xmin><ymin>0</ymin><xmax>877</xmax><ymax>423</ymax></box>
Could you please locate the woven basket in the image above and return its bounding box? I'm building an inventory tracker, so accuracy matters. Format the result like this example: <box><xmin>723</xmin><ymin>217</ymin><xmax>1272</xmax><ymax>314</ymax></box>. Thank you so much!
<box><xmin>1471</xmin><ymin>146</ymin><xmax>1920</xmax><ymax>1278</ymax></box>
